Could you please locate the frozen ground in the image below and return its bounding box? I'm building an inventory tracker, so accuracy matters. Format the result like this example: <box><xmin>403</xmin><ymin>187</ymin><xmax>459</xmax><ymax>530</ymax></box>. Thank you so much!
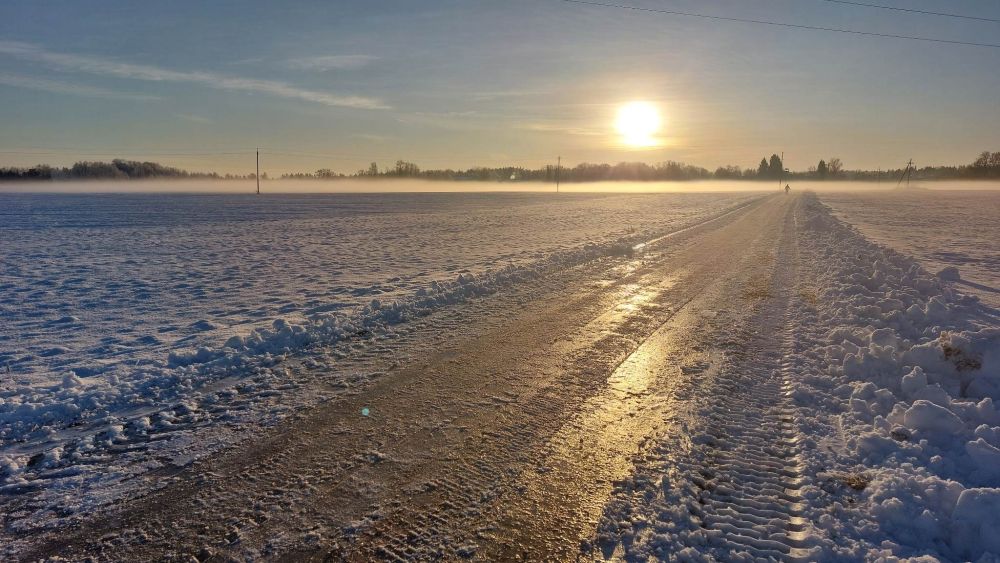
<box><xmin>0</xmin><ymin>190</ymin><xmax>760</xmax><ymax>549</ymax></box>
<box><xmin>2</xmin><ymin>189</ymin><xmax>997</xmax><ymax>561</ymax></box>
<box><xmin>821</xmin><ymin>189</ymin><xmax>1000</xmax><ymax>308</ymax></box>
<box><xmin>0</xmin><ymin>191</ymin><xmax>754</xmax><ymax>418</ymax></box>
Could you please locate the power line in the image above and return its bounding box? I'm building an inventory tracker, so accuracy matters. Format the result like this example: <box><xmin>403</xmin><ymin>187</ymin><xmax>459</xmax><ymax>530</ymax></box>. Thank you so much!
<box><xmin>557</xmin><ymin>0</ymin><xmax>1000</xmax><ymax>49</ymax></box>
<box><xmin>820</xmin><ymin>0</ymin><xmax>1000</xmax><ymax>24</ymax></box>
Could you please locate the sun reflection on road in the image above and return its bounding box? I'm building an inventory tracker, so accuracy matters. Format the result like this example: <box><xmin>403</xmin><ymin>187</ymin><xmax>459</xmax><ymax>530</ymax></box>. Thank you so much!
<box><xmin>485</xmin><ymin>278</ymin><xmax>711</xmax><ymax>559</ymax></box>
<box><xmin>613</xmin><ymin>283</ymin><xmax>656</xmax><ymax>314</ymax></box>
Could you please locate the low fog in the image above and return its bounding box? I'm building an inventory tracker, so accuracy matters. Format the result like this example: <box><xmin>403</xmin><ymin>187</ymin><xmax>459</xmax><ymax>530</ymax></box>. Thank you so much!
<box><xmin>2</xmin><ymin>179</ymin><xmax>999</xmax><ymax>194</ymax></box>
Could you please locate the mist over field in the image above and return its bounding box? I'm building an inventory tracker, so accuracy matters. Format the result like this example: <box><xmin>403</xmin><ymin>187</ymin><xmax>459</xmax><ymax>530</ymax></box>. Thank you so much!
<box><xmin>2</xmin><ymin>179</ymin><xmax>1000</xmax><ymax>194</ymax></box>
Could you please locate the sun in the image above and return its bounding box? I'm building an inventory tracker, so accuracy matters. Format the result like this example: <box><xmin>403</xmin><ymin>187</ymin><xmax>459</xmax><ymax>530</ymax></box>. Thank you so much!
<box><xmin>615</xmin><ymin>101</ymin><xmax>662</xmax><ymax>148</ymax></box>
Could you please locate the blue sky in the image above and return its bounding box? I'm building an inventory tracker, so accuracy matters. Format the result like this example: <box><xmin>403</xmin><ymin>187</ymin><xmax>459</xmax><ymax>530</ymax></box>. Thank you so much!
<box><xmin>1</xmin><ymin>0</ymin><xmax>998</xmax><ymax>174</ymax></box>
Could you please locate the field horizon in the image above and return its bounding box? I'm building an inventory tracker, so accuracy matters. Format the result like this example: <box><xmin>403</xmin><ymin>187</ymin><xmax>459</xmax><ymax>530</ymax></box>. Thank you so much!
<box><xmin>3</xmin><ymin>178</ymin><xmax>1000</xmax><ymax>194</ymax></box>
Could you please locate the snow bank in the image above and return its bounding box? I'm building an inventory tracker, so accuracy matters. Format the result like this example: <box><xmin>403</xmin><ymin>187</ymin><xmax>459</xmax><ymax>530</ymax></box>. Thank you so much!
<box><xmin>791</xmin><ymin>194</ymin><xmax>1000</xmax><ymax>560</ymax></box>
<box><xmin>821</xmin><ymin>190</ymin><xmax>1000</xmax><ymax>309</ymax></box>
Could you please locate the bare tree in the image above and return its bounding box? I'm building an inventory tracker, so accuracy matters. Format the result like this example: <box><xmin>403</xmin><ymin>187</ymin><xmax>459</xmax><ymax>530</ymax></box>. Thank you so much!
<box><xmin>828</xmin><ymin>158</ymin><xmax>843</xmax><ymax>177</ymax></box>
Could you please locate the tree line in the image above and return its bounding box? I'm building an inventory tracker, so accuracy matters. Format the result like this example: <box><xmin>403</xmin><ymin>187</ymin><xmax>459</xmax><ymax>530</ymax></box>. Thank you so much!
<box><xmin>0</xmin><ymin>159</ymin><xmax>253</xmax><ymax>181</ymax></box>
<box><xmin>289</xmin><ymin>159</ymin><xmax>713</xmax><ymax>182</ymax></box>
<box><xmin>3</xmin><ymin>152</ymin><xmax>1000</xmax><ymax>182</ymax></box>
<box><xmin>716</xmin><ymin>152</ymin><xmax>1000</xmax><ymax>181</ymax></box>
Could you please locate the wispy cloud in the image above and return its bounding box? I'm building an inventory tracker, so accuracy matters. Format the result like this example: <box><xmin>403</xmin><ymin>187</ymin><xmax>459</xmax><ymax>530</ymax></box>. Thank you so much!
<box><xmin>472</xmin><ymin>89</ymin><xmax>548</xmax><ymax>101</ymax></box>
<box><xmin>175</xmin><ymin>113</ymin><xmax>212</xmax><ymax>123</ymax></box>
<box><xmin>353</xmin><ymin>133</ymin><xmax>391</xmax><ymax>142</ymax></box>
<box><xmin>286</xmin><ymin>55</ymin><xmax>377</xmax><ymax>71</ymax></box>
<box><xmin>0</xmin><ymin>41</ymin><xmax>389</xmax><ymax>110</ymax></box>
<box><xmin>394</xmin><ymin>110</ymin><xmax>482</xmax><ymax>131</ymax></box>
<box><xmin>0</xmin><ymin>72</ymin><xmax>160</xmax><ymax>101</ymax></box>
<box><xmin>518</xmin><ymin>122</ymin><xmax>603</xmax><ymax>136</ymax></box>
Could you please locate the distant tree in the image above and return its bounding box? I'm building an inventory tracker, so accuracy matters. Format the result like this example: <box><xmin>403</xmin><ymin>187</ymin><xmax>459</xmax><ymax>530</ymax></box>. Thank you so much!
<box><xmin>714</xmin><ymin>165</ymin><xmax>742</xmax><ymax>179</ymax></box>
<box><xmin>757</xmin><ymin>158</ymin><xmax>769</xmax><ymax>178</ymax></box>
<box><xmin>816</xmin><ymin>159</ymin><xmax>828</xmax><ymax>179</ymax></box>
<box><xmin>768</xmin><ymin>154</ymin><xmax>783</xmax><ymax>179</ymax></box>
<box><xmin>971</xmin><ymin>151</ymin><xmax>1000</xmax><ymax>178</ymax></box>
<box><xmin>973</xmin><ymin>151</ymin><xmax>991</xmax><ymax>170</ymax></box>
<box><xmin>828</xmin><ymin>158</ymin><xmax>843</xmax><ymax>177</ymax></box>
<box><xmin>393</xmin><ymin>160</ymin><xmax>420</xmax><ymax>177</ymax></box>
<box><xmin>991</xmin><ymin>152</ymin><xmax>1000</xmax><ymax>169</ymax></box>
<box><xmin>367</xmin><ymin>162</ymin><xmax>378</xmax><ymax>176</ymax></box>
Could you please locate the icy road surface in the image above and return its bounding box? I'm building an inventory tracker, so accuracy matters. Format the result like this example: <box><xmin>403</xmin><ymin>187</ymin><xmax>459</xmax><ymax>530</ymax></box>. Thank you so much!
<box><xmin>3</xmin><ymin>191</ymin><xmax>999</xmax><ymax>561</ymax></box>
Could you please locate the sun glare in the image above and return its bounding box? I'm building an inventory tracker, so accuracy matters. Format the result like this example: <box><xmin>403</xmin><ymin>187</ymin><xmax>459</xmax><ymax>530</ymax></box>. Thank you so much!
<box><xmin>615</xmin><ymin>101</ymin><xmax>662</xmax><ymax>148</ymax></box>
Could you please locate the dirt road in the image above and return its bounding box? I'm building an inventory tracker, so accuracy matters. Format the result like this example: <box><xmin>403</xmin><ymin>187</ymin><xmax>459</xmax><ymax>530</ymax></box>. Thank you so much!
<box><xmin>26</xmin><ymin>193</ymin><xmax>805</xmax><ymax>561</ymax></box>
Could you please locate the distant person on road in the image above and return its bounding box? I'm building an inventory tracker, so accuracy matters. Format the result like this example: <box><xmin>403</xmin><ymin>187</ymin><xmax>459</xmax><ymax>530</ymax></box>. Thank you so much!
<box><xmin>784</xmin><ymin>184</ymin><xmax>790</xmax><ymax>194</ymax></box>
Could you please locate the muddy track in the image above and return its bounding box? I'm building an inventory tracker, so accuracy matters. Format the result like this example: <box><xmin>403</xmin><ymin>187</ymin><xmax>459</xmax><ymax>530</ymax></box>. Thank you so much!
<box><xmin>22</xmin><ymin>194</ymin><xmax>800</xmax><ymax>562</ymax></box>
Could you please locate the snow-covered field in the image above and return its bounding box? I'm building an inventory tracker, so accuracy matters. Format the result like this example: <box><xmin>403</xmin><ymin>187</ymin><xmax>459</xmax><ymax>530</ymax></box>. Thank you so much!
<box><xmin>0</xmin><ymin>191</ymin><xmax>759</xmax><ymax>532</ymax></box>
<box><xmin>822</xmin><ymin>189</ymin><xmax>1000</xmax><ymax>307</ymax></box>
<box><xmin>0</xmin><ymin>191</ymin><xmax>751</xmax><ymax>412</ymax></box>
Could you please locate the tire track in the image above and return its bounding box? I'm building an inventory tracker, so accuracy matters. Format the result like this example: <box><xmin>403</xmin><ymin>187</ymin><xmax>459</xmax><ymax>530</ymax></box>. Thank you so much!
<box><xmin>593</xmin><ymin>195</ymin><xmax>812</xmax><ymax>561</ymax></box>
<box><xmin>681</xmin><ymin>198</ymin><xmax>809</xmax><ymax>561</ymax></box>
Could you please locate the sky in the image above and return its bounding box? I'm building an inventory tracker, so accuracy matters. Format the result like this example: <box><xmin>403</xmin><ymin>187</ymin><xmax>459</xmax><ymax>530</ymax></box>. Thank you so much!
<box><xmin>1</xmin><ymin>0</ymin><xmax>998</xmax><ymax>175</ymax></box>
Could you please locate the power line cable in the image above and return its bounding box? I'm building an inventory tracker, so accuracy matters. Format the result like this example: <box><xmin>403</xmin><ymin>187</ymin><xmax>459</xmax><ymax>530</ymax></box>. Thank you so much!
<box><xmin>557</xmin><ymin>0</ymin><xmax>1000</xmax><ymax>48</ymax></box>
<box><xmin>820</xmin><ymin>0</ymin><xmax>1000</xmax><ymax>24</ymax></box>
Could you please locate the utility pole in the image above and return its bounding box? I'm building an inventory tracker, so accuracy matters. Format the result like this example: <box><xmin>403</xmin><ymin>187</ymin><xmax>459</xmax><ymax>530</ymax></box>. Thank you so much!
<box><xmin>896</xmin><ymin>159</ymin><xmax>914</xmax><ymax>189</ymax></box>
<box><xmin>556</xmin><ymin>156</ymin><xmax>561</xmax><ymax>193</ymax></box>
<box><xmin>256</xmin><ymin>148</ymin><xmax>260</xmax><ymax>195</ymax></box>
<box><xmin>779</xmin><ymin>151</ymin><xmax>784</xmax><ymax>190</ymax></box>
